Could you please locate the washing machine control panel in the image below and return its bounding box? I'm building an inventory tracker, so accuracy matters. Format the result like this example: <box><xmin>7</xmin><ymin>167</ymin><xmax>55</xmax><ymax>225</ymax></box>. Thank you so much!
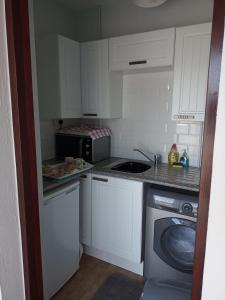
<box><xmin>148</xmin><ymin>185</ymin><xmax>199</xmax><ymax>218</ymax></box>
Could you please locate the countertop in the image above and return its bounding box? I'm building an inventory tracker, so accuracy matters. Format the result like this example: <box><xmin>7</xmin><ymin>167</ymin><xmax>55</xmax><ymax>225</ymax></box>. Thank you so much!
<box><xmin>92</xmin><ymin>158</ymin><xmax>200</xmax><ymax>192</ymax></box>
<box><xmin>43</xmin><ymin>157</ymin><xmax>200</xmax><ymax>193</ymax></box>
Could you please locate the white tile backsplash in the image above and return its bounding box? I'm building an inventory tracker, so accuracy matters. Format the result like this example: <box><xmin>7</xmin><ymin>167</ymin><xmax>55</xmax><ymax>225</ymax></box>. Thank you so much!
<box><xmin>103</xmin><ymin>71</ymin><xmax>176</xmax><ymax>163</ymax></box>
<box><xmin>175</xmin><ymin>123</ymin><xmax>203</xmax><ymax>167</ymax></box>
<box><xmin>188</xmin><ymin>145</ymin><xmax>201</xmax><ymax>156</ymax></box>
<box><xmin>178</xmin><ymin>134</ymin><xmax>200</xmax><ymax>146</ymax></box>
<box><xmin>176</xmin><ymin>123</ymin><xmax>189</xmax><ymax>134</ymax></box>
<box><xmin>103</xmin><ymin>71</ymin><xmax>203</xmax><ymax>168</ymax></box>
<box><xmin>189</xmin><ymin>123</ymin><xmax>202</xmax><ymax>135</ymax></box>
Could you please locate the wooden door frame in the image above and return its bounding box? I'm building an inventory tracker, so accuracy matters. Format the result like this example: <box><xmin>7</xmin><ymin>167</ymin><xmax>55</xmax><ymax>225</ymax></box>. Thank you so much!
<box><xmin>192</xmin><ymin>0</ymin><xmax>225</xmax><ymax>298</ymax></box>
<box><xmin>4</xmin><ymin>0</ymin><xmax>225</xmax><ymax>299</ymax></box>
<box><xmin>5</xmin><ymin>0</ymin><xmax>43</xmax><ymax>299</ymax></box>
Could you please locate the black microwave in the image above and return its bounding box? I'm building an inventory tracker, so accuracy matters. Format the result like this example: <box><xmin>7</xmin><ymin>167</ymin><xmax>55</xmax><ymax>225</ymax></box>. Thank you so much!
<box><xmin>55</xmin><ymin>133</ymin><xmax>111</xmax><ymax>163</ymax></box>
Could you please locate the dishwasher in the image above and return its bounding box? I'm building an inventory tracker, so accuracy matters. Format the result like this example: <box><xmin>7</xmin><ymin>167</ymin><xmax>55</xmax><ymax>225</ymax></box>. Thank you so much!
<box><xmin>42</xmin><ymin>181</ymin><xmax>80</xmax><ymax>299</ymax></box>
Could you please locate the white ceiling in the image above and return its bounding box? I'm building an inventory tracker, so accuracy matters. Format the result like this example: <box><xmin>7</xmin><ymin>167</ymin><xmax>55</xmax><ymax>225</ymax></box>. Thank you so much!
<box><xmin>55</xmin><ymin>0</ymin><xmax>213</xmax><ymax>14</ymax></box>
<box><xmin>55</xmin><ymin>0</ymin><xmax>121</xmax><ymax>11</ymax></box>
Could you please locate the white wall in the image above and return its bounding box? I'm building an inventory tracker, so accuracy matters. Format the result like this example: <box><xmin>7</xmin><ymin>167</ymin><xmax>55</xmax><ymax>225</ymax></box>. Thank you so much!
<box><xmin>201</xmin><ymin>33</ymin><xmax>225</xmax><ymax>300</ymax></box>
<box><xmin>103</xmin><ymin>72</ymin><xmax>203</xmax><ymax>166</ymax></box>
<box><xmin>72</xmin><ymin>0</ymin><xmax>213</xmax><ymax>42</ymax></box>
<box><xmin>0</xmin><ymin>0</ymin><xmax>25</xmax><ymax>299</ymax></box>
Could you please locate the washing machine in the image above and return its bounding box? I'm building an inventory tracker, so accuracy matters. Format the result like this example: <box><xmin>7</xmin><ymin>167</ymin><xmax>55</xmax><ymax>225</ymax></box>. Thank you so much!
<box><xmin>144</xmin><ymin>184</ymin><xmax>198</xmax><ymax>284</ymax></box>
<box><xmin>140</xmin><ymin>279</ymin><xmax>191</xmax><ymax>300</ymax></box>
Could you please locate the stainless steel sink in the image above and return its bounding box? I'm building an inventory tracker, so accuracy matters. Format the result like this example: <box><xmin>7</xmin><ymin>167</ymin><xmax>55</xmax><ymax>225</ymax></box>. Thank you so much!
<box><xmin>111</xmin><ymin>161</ymin><xmax>151</xmax><ymax>173</ymax></box>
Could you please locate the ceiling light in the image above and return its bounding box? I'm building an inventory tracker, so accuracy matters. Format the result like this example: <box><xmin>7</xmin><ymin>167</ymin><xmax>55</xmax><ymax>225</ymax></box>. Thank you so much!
<box><xmin>133</xmin><ymin>0</ymin><xmax>168</xmax><ymax>8</ymax></box>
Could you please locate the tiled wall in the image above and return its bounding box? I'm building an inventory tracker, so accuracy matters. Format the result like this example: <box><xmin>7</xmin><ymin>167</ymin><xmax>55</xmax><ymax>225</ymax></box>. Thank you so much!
<box><xmin>40</xmin><ymin>71</ymin><xmax>203</xmax><ymax>167</ymax></box>
<box><xmin>103</xmin><ymin>71</ymin><xmax>203</xmax><ymax>167</ymax></box>
<box><xmin>175</xmin><ymin>123</ymin><xmax>203</xmax><ymax>167</ymax></box>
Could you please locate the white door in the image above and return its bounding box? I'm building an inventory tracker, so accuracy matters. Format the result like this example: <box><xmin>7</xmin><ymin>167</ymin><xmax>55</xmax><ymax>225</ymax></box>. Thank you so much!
<box><xmin>91</xmin><ymin>175</ymin><xmax>143</xmax><ymax>263</ymax></box>
<box><xmin>42</xmin><ymin>183</ymin><xmax>80</xmax><ymax>299</ymax></box>
<box><xmin>58</xmin><ymin>36</ymin><xmax>81</xmax><ymax>118</ymax></box>
<box><xmin>81</xmin><ymin>41</ymin><xmax>101</xmax><ymax>117</ymax></box>
<box><xmin>79</xmin><ymin>173</ymin><xmax>92</xmax><ymax>246</ymax></box>
<box><xmin>172</xmin><ymin>23</ymin><xmax>212</xmax><ymax>121</ymax></box>
<box><xmin>81</xmin><ymin>39</ymin><xmax>110</xmax><ymax>118</ymax></box>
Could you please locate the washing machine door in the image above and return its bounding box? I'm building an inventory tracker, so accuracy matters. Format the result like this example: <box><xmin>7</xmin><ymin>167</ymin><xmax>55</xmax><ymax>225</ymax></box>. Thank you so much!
<box><xmin>154</xmin><ymin>218</ymin><xmax>196</xmax><ymax>273</ymax></box>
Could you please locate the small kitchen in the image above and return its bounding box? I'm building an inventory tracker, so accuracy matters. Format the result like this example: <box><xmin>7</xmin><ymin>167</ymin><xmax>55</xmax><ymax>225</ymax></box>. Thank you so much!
<box><xmin>31</xmin><ymin>0</ymin><xmax>214</xmax><ymax>299</ymax></box>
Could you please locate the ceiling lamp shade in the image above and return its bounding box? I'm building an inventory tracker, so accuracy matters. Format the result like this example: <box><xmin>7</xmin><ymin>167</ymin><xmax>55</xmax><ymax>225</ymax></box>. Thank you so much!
<box><xmin>133</xmin><ymin>0</ymin><xmax>168</xmax><ymax>8</ymax></box>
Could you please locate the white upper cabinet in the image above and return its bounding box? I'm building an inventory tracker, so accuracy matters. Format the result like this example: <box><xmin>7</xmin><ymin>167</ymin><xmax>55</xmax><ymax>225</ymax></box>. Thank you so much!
<box><xmin>81</xmin><ymin>39</ymin><xmax>123</xmax><ymax>119</ymax></box>
<box><xmin>109</xmin><ymin>28</ymin><xmax>175</xmax><ymax>71</ymax></box>
<box><xmin>37</xmin><ymin>35</ymin><xmax>81</xmax><ymax>120</ymax></box>
<box><xmin>172</xmin><ymin>23</ymin><xmax>212</xmax><ymax>121</ymax></box>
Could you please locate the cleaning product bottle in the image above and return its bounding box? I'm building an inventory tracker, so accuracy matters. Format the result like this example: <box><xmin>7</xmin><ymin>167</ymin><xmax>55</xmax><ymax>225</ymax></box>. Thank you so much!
<box><xmin>168</xmin><ymin>144</ymin><xmax>179</xmax><ymax>165</ymax></box>
<box><xmin>180</xmin><ymin>149</ymin><xmax>189</xmax><ymax>167</ymax></box>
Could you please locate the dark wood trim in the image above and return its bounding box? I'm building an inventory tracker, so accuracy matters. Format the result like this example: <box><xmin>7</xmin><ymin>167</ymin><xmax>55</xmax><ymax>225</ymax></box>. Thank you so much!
<box><xmin>4</xmin><ymin>0</ymin><xmax>225</xmax><ymax>299</ymax></box>
<box><xmin>5</xmin><ymin>0</ymin><xmax>43</xmax><ymax>299</ymax></box>
<box><xmin>192</xmin><ymin>0</ymin><xmax>225</xmax><ymax>299</ymax></box>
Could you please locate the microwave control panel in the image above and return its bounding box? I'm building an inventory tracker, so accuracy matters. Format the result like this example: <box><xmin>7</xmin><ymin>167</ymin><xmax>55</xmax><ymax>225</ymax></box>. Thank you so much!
<box><xmin>82</xmin><ymin>138</ymin><xmax>92</xmax><ymax>162</ymax></box>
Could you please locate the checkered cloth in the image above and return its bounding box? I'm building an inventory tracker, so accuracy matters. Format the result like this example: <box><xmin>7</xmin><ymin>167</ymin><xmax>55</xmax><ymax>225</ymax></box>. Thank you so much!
<box><xmin>57</xmin><ymin>125</ymin><xmax>112</xmax><ymax>140</ymax></box>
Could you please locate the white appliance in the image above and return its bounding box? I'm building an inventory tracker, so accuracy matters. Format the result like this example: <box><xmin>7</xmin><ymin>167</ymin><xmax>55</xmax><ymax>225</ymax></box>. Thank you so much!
<box><xmin>42</xmin><ymin>181</ymin><xmax>80</xmax><ymax>299</ymax></box>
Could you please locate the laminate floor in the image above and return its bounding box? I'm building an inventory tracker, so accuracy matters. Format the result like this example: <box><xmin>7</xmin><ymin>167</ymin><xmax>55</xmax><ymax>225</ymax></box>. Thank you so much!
<box><xmin>52</xmin><ymin>255</ymin><xmax>144</xmax><ymax>300</ymax></box>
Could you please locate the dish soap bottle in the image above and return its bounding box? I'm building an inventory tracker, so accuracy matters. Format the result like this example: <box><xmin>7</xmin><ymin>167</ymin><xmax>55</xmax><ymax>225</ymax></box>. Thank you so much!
<box><xmin>168</xmin><ymin>144</ymin><xmax>179</xmax><ymax>165</ymax></box>
<box><xmin>180</xmin><ymin>149</ymin><xmax>189</xmax><ymax>167</ymax></box>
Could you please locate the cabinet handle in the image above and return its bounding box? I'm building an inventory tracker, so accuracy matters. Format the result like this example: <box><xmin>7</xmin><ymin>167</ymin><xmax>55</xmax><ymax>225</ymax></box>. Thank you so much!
<box><xmin>83</xmin><ymin>113</ymin><xmax>98</xmax><ymax>117</ymax></box>
<box><xmin>80</xmin><ymin>174</ymin><xmax>87</xmax><ymax>179</ymax></box>
<box><xmin>92</xmin><ymin>177</ymin><xmax>108</xmax><ymax>183</ymax></box>
<box><xmin>129</xmin><ymin>60</ymin><xmax>147</xmax><ymax>66</ymax></box>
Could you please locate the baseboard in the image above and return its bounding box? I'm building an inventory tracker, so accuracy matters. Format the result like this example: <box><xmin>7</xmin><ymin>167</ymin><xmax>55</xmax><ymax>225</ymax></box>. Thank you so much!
<box><xmin>84</xmin><ymin>245</ymin><xmax>143</xmax><ymax>276</ymax></box>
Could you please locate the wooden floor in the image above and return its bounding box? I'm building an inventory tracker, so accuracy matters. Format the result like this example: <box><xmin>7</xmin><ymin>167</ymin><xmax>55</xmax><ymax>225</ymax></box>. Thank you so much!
<box><xmin>52</xmin><ymin>255</ymin><xmax>144</xmax><ymax>300</ymax></box>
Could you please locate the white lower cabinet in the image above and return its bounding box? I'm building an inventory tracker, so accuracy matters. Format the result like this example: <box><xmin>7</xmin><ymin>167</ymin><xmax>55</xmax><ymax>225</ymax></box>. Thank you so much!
<box><xmin>91</xmin><ymin>174</ymin><xmax>143</xmax><ymax>264</ymax></box>
<box><xmin>79</xmin><ymin>173</ymin><xmax>92</xmax><ymax>246</ymax></box>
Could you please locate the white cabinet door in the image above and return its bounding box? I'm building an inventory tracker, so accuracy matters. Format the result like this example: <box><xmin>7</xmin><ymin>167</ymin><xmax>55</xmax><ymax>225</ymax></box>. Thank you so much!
<box><xmin>37</xmin><ymin>35</ymin><xmax>81</xmax><ymax>120</ymax></box>
<box><xmin>109</xmin><ymin>28</ymin><xmax>175</xmax><ymax>71</ymax></box>
<box><xmin>79</xmin><ymin>173</ymin><xmax>92</xmax><ymax>246</ymax></box>
<box><xmin>81</xmin><ymin>40</ymin><xmax>103</xmax><ymax>117</ymax></box>
<box><xmin>58</xmin><ymin>36</ymin><xmax>81</xmax><ymax>118</ymax></box>
<box><xmin>91</xmin><ymin>174</ymin><xmax>143</xmax><ymax>263</ymax></box>
<box><xmin>172</xmin><ymin>23</ymin><xmax>212</xmax><ymax>121</ymax></box>
<box><xmin>81</xmin><ymin>40</ymin><xmax>122</xmax><ymax>119</ymax></box>
<box><xmin>42</xmin><ymin>183</ymin><xmax>80</xmax><ymax>299</ymax></box>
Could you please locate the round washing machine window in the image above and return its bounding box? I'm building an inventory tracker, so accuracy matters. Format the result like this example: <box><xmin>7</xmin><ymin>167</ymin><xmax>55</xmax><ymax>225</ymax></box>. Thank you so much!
<box><xmin>162</xmin><ymin>225</ymin><xmax>195</xmax><ymax>268</ymax></box>
<box><xmin>154</xmin><ymin>218</ymin><xmax>196</xmax><ymax>273</ymax></box>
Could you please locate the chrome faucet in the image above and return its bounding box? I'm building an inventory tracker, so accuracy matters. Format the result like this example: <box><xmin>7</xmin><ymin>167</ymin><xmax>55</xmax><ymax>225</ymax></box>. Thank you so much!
<box><xmin>133</xmin><ymin>148</ymin><xmax>160</xmax><ymax>166</ymax></box>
